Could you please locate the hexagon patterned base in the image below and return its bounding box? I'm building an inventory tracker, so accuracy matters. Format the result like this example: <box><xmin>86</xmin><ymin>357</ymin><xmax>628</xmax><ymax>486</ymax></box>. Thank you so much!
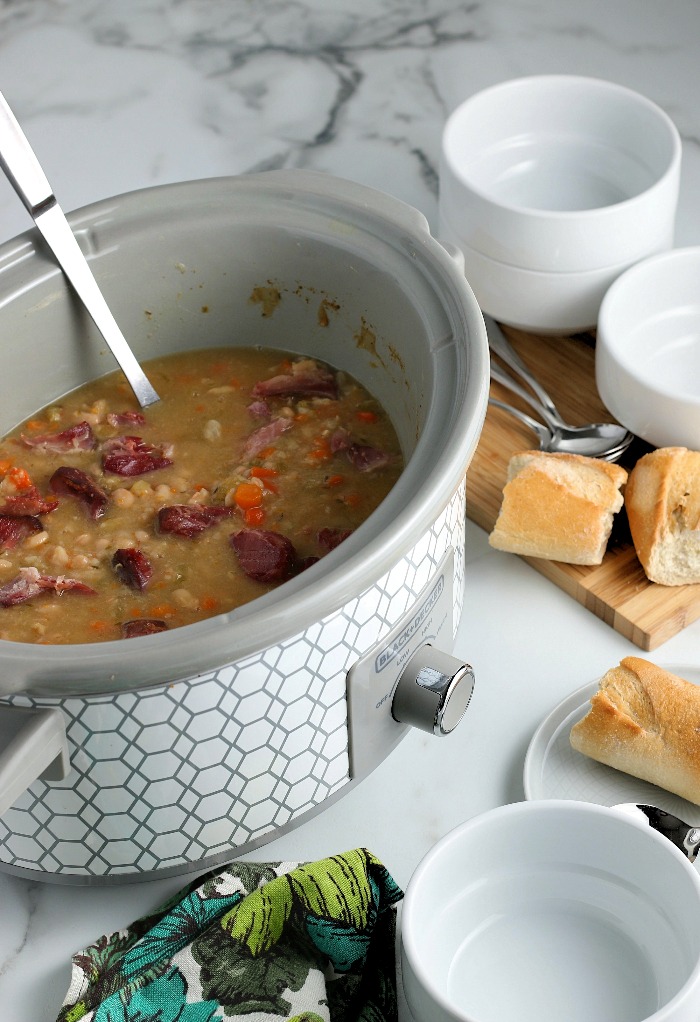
<box><xmin>0</xmin><ymin>483</ymin><xmax>465</xmax><ymax>881</ymax></box>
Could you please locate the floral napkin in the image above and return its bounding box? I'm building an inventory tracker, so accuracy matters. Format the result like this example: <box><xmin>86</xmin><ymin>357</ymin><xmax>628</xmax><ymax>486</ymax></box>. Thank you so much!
<box><xmin>56</xmin><ymin>847</ymin><xmax>403</xmax><ymax>1022</ymax></box>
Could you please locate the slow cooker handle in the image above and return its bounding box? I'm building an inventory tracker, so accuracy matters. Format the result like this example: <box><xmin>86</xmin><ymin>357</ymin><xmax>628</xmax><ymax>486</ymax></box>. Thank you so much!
<box><xmin>392</xmin><ymin>644</ymin><xmax>475</xmax><ymax>736</ymax></box>
<box><xmin>0</xmin><ymin>705</ymin><xmax>70</xmax><ymax>817</ymax></box>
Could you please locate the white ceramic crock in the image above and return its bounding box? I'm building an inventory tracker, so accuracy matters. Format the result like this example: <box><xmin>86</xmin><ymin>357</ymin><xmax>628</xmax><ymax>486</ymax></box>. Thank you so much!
<box><xmin>0</xmin><ymin>170</ymin><xmax>488</xmax><ymax>881</ymax></box>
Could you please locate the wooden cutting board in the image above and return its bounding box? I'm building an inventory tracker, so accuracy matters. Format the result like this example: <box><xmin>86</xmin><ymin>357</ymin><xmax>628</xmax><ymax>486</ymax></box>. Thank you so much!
<box><xmin>465</xmin><ymin>325</ymin><xmax>700</xmax><ymax>651</ymax></box>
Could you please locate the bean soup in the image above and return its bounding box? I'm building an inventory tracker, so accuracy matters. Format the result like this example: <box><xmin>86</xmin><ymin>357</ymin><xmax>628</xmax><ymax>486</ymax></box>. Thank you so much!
<box><xmin>0</xmin><ymin>348</ymin><xmax>403</xmax><ymax>643</ymax></box>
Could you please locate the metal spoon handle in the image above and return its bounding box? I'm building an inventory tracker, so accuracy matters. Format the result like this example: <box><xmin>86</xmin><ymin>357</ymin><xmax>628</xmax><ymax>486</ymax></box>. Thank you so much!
<box><xmin>0</xmin><ymin>91</ymin><xmax>159</xmax><ymax>408</ymax></box>
<box><xmin>485</xmin><ymin>315</ymin><xmax>563</xmax><ymax>425</ymax></box>
<box><xmin>487</xmin><ymin>396</ymin><xmax>552</xmax><ymax>449</ymax></box>
<box><xmin>490</xmin><ymin>361</ymin><xmax>562</xmax><ymax>432</ymax></box>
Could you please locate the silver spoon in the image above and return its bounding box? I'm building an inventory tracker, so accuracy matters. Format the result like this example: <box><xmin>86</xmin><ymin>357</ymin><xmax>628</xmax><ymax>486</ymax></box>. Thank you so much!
<box><xmin>490</xmin><ymin>362</ymin><xmax>634</xmax><ymax>460</ymax></box>
<box><xmin>488</xmin><ymin>397</ymin><xmax>630</xmax><ymax>462</ymax></box>
<box><xmin>614</xmin><ymin>803</ymin><xmax>700</xmax><ymax>863</ymax></box>
<box><xmin>485</xmin><ymin>314</ymin><xmax>632</xmax><ymax>448</ymax></box>
<box><xmin>0</xmin><ymin>90</ymin><xmax>159</xmax><ymax>408</ymax></box>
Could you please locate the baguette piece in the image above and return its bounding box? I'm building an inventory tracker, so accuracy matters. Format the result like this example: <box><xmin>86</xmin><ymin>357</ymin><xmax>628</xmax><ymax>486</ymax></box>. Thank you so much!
<box><xmin>488</xmin><ymin>450</ymin><xmax>627</xmax><ymax>565</ymax></box>
<box><xmin>570</xmin><ymin>656</ymin><xmax>700</xmax><ymax>804</ymax></box>
<box><xmin>625</xmin><ymin>446</ymin><xmax>700</xmax><ymax>585</ymax></box>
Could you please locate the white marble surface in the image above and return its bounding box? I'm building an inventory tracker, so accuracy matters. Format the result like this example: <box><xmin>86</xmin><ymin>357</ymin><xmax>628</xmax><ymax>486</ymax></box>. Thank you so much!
<box><xmin>1</xmin><ymin>1</ymin><xmax>700</xmax><ymax>1019</ymax></box>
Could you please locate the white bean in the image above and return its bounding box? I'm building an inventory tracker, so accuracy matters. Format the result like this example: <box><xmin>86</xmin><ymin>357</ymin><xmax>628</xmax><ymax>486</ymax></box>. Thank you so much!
<box><xmin>50</xmin><ymin>545</ymin><xmax>70</xmax><ymax>567</ymax></box>
<box><xmin>112</xmin><ymin>488</ymin><xmax>135</xmax><ymax>508</ymax></box>
<box><xmin>24</xmin><ymin>530</ymin><xmax>49</xmax><ymax>549</ymax></box>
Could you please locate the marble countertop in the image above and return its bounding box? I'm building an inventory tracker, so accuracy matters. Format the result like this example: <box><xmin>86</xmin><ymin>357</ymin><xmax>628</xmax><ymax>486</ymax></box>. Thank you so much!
<box><xmin>1</xmin><ymin>2</ymin><xmax>700</xmax><ymax>1019</ymax></box>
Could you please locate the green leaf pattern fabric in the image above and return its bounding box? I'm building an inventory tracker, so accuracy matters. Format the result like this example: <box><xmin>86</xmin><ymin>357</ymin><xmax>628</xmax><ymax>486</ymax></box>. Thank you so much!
<box><xmin>56</xmin><ymin>849</ymin><xmax>403</xmax><ymax>1022</ymax></box>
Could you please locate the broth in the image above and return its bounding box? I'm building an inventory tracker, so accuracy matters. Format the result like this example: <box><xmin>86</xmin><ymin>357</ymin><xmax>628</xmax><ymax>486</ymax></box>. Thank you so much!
<box><xmin>0</xmin><ymin>347</ymin><xmax>403</xmax><ymax>644</ymax></box>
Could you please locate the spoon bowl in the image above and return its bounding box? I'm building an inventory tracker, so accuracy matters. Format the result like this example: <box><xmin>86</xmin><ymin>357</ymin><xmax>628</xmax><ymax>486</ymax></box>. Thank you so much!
<box><xmin>488</xmin><ymin>397</ymin><xmax>633</xmax><ymax>461</ymax></box>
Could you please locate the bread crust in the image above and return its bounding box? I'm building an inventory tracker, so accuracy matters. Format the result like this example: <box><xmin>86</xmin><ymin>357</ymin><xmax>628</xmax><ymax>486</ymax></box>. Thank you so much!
<box><xmin>625</xmin><ymin>447</ymin><xmax>700</xmax><ymax>585</ymax></box>
<box><xmin>570</xmin><ymin>656</ymin><xmax>700</xmax><ymax>804</ymax></box>
<box><xmin>488</xmin><ymin>450</ymin><xmax>627</xmax><ymax>565</ymax></box>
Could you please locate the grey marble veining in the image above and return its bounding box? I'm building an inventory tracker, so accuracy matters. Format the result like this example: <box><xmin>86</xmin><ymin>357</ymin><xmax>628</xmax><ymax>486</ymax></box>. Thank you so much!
<box><xmin>1</xmin><ymin>1</ymin><xmax>700</xmax><ymax>1018</ymax></box>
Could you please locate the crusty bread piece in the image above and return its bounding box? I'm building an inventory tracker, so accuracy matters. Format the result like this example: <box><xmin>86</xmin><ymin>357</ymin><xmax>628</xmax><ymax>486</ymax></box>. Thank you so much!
<box><xmin>570</xmin><ymin>657</ymin><xmax>700</xmax><ymax>805</ymax></box>
<box><xmin>488</xmin><ymin>450</ymin><xmax>627</xmax><ymax>565</ymax></box>
<box><xmin>625</xmin><ymin>446</ymin><xmax>700</xmax><ymax>585</ymax></box>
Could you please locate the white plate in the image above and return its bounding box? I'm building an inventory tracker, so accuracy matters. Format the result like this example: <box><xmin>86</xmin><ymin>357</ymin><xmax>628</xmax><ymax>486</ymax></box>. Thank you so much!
<box><xmin>524</xmin><ymin>663</ymin><xmax>700</xmax><ymax>827</ymax></box>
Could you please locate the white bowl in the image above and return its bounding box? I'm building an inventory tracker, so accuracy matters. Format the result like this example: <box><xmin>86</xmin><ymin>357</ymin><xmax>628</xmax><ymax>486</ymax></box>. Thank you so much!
<box><xmin>401</xmin><ymin>800</ymin><xmax>700</xmax><ymax>1022</ymax></box>
<box><xmin>439</xmin><ymin>225</ymin><xmax>639</xmax><ymax>334</ymax></box>
<box><xmin>440</xmin><ymin>75</ymin><xmax>681</xmax><ymax>275</ymax></box>
<box><xmin>596</xmin><ymin>247</ymin><xmax>700</xmax><ymax>449</ymax></box>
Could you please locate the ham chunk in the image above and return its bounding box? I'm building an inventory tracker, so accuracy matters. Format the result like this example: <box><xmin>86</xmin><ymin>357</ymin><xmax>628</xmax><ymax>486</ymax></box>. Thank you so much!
<box><xmin>121</xmin><ymin>619</ymin><xmax>168</xmax><ymax>638</ymax></box>
<box><xmin>102</xmin><ymin>436</ymin><xmax>173</xmax><ymax>477</ymax></box>
<box><xmin>50</xmin><ymin>467</ymin><xmax>109</xmax><ymax>520</ymax></box>
<box><xmin>0</xmin><ymin>486</ymin><xmax>57</xmax><ymax>517</ymax></box>
<box><xmin>329</xmin><ymin>429</ymin><xmax>391</xmax><ymax>472</ymax></box>
<box><xmin>230</xmin><ymin>529</ymin><xmax>298</xmax><ymax>584</ymax></box>
<box><xmin>251</xmin><ymin>359</ymin><xmax>338</xmax><ymax>400</ymax></box>
<box><xmin>158</xmin><ymin>504</ymin><xmax>232</xmax><ymax>538</ymax></box>
<box><xmin>317</xmin><ymin>527</ymin><xmax>353</xmax><ymax>551</ymax></box>
<box><xmin>241</xmin><ymin>417</ymin><xmax>293</xmax><ymax>460</ymax></box>
<box><xmin>106</xmin><ymin>411</ymin><xmax>147</xmax><ymax>428</ymax></box>
<box><xmin>247</xmin><ymin>400</ymin><xmax>271</xmax><ymax>419</ymax></box>
<box><xmin>112</xmin><ymin>548</ymin><xmax>152</xmax><ymax>591</ymax></box>
<box><xmin>0</xmin><ymin>515</ymin><xmax>43</xmax><ymax>549</ymax></box>
<box><xmin>0</xmin><ymin>566</ymin><xmax>96</xmax><ymax>606</ymax></box>
<box><xmin>21</xmin><ymin>421</ymin><xmax>96</xmax><ymax>452</ymax></box>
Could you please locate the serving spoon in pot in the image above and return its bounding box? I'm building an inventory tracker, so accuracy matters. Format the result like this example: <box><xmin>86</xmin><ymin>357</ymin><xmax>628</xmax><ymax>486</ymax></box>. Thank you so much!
<box><xmin>0</xmin><ymin>90</ymin><xmax>159</xmax><ymax>407</ymax></box>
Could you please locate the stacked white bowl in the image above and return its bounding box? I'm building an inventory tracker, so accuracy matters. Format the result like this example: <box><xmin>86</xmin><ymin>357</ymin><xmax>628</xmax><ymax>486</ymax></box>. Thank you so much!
<box><xmin>439</xmin><ymin>76</ymin><xmax>681</xmax><ymax>334</ymax></box>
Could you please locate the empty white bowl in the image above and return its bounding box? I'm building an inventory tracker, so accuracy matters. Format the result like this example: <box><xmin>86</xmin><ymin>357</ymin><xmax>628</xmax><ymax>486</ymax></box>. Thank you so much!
<box><xmin>439</xmin><ymin>76</ymin><xmax>681</xmax><ymax>276</ymax></box>
<box><xmin>596</xmin><ymin>247</ymin><xmax>700</xmax><ymax>449</ymax></box>
<box><xmin>440</xmin><ymin>225</ymin><xmax>635</xmax><ymax>334</ymax></box>
<box><xmin>401</xmin><ymin>800</ymin><xmax>700</xmax><ymax>1022</ymax></box>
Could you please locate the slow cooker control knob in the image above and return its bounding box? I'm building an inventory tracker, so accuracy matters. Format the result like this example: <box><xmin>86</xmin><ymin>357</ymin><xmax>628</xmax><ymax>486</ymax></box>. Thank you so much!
<box><xmin>391</xmin><ymin>644</ymin><xmax>474</xmax><ymax>737</ymax></box>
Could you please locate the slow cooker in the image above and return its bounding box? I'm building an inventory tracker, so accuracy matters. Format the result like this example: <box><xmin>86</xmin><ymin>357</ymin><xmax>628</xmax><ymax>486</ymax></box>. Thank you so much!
<box><xmin>0</xmin><ymin>170</ymin><xmax>488</xmax><ymax>882</ymax></box>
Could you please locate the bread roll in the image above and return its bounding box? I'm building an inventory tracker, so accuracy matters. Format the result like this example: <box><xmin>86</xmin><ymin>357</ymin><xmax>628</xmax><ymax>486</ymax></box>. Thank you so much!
<box><xmin>625</xmin><ymin>446</ymin><xmax>700</xmax><ymax>585</ymax></box>
<box><xmin>570</xmin><ymin>657</ymin><xmax>700</xmax><ymax>804</ymax></box>
<box><xmin>488</xmin><ymin>450</ymin><xmax>627</xmax><ymax>565</ymax></box>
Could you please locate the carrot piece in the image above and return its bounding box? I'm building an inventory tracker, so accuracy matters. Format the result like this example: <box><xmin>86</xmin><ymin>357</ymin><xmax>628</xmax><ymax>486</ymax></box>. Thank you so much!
<box><xmin>307</xmin><ymin>436</ymin><xmax>331</xmax><ymax>462</ymax></box>
<box><xmin>326</xmin><ymin>474</ymin><xmax>345</xmax><ymax>488</ymax></box>
<box><xmin>8</xmin><ymin>466</ymin><xmax>32</xmax><ymax>491</ymax></box>
<box><xmin>25</xmin><ymin>419</ymin><xmax>45</xmax><ymax>432</ymax></box>
<box><xmin>343</xmin><ymin>493</ymin><xmax>361</xmax><ymax>507</ymax></box>
<box><xmin>244</xmin><ymin>506</ymin><xmax>266</xmax><ymax>526</ymax></box>
<box><xmin>356</xmin><ymin>410</ymin><xmax>378</xmax><ymax>423</ymax></box>
<box><xmin>251</xmin><ymin>466</ymin><xmax>278</xmax><ymax>493</ymax></box>
<box><xmin>233</xmin><ymin>481</ymin><xmax>264</xmax><ymax>510</ymax></box>
<box><xmin>150</xmin><ymin>603</ymin><xmax>176</xmax><ymax>618</ymax></box>
<box><xmin>257</xmin><ymin>446</ymin><xmax>276</xmax><ymax>459</ymax></box>
<box><xmin>201</xmin><ymin>596</ymin><xmax>219</xmax><ymax>610</ymax></box>
<box><xmin>0</xmin><ymin>458</ymin><xmax>13</xmax><ymax>476</ymax></box>
<box><xmin>294</xmin><ymin>412</ymin><xmax>310</xmax><ymax>423</ymax></box>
